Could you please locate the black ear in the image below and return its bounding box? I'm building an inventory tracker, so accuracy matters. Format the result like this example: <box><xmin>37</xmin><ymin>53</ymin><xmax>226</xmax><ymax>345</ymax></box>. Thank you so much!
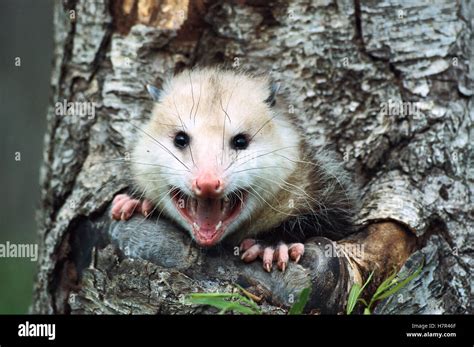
<box><xmin>264</xmin><ymin>82</ymin><xmax>280</xmax><ymax>107</ymax></box>
<box><xmin>146</xmin><ymin>84</ymin><xmax>162</xmax><ymax>102</ymax></box>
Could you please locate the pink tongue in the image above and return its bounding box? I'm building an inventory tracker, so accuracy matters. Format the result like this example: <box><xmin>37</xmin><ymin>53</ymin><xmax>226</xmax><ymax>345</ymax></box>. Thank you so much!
<box><xmin>194</xmin><ymin>199</ymin><xmax>224</xmax><ymax>229</ymax></box>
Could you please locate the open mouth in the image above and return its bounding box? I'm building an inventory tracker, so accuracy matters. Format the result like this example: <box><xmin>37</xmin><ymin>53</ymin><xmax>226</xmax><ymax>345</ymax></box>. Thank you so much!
<box><xmin>171</xmin><ymin>188</ymin><xmax>246</xmax><ymax>247</ymax></box>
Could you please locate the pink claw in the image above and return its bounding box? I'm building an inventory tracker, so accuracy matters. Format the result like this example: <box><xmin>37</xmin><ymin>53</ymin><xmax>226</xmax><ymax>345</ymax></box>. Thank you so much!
<box><xmin>275</xmin><ymin>243</ymin><xmax>289</xmax><ymax>271</ymax></box>
<box><xmin>241</xmin><ymin>244</ymin><xmax>262</xmax><ymax>262</ymax></box>
<box><xmin>240</xmin><ymin>238</ymin><xmax>257</xmax><ymax>252</ymax></box>
<box><xmin>111</xmin><ymin>194</ymin><xmax>153</xmax><ymax>220</ymax></box>
<box><xmin>262</xmin><ymin>247</ymin><xmax>274</xmax><ymax>272</ymax></box>
<box><xmin>289</xmin><ymin>243</ymin><xmax>305</xmax><ymax>263</ymax></box>
<box><xmin>239</xmin><ymin>238</ymin><xmax>305</xmax><ymax>272</ymax></box>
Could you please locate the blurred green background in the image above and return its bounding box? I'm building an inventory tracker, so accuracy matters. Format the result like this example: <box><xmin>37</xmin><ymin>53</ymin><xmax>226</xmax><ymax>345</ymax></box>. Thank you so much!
<box><xmin>0</xmin><ymin>0</ymin><xmax>53</xmax><ymax>313</ymax></box>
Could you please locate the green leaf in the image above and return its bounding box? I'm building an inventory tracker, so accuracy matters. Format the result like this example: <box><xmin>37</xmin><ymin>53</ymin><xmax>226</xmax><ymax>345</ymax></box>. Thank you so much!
<box><xmin>233</xmin><ymin>284</ymin><xmax>263</xmax><ymax>313</ymax></box>
<box><xmin>288</xmin><ymin>287</ymin><xmax>312</xmax><ymax>315</ymax></box>
<box><xmin>186</xmin><ymin>293</ymin><xmax>260</xmax><ymax>315</ymax></box>
<box><xmin>346</xmin><ymin>283</ymin><xmax>362</xmax><ymax>315</ymax></box>
<box><xmin>374</xmin><ymin>261</ymin><xmax>423</xmax><ymax>301</ymax></box>
<box><xmin>371</xmin><ymin>270</ymin><xmax>398</xmax><ymax>301</ymax></box>
<box><xmin>346</xmin><ymin>271</ymin><xmax>374</xmax><ymax>314</ymax></box>
<box><xmin>231</xmin><ymin>293</ymin><xmax>262</xmax><ymax>314</ymax></box>
<box><xmin>188</xmin><ymin>292</ymin><xmax>236</xmax><ymax>298</ymax></box>
<box><xmin>363</xmin><ymin>307</ymin><xmax>371</xmax><ymax>315</ymax></box>
<box><xmin>187</xmin><ymin>297</ymin><xmax>247</xmax><ymax>314</ymax></box>
<box><xmin>219</xmin><ymin>302</ymin><xmax>257</xmax><ymax>315</ymax></box>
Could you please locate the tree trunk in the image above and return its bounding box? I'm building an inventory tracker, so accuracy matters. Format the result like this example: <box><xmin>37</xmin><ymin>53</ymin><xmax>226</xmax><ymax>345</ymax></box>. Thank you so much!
<box><xmin>32</xmin><ymin>0</ymin><xmax>472</xmax><ymax>314</ymax></box>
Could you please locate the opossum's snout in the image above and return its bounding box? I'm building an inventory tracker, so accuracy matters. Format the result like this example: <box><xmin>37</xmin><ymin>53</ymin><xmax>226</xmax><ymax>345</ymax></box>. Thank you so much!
<box><xmin>170</xmin><ymin>172</ymin><xmax>246</xmax><ymax>247</ymax></box>
<box><xmin>191</xmin><ymin>172</ymin><xmax>224</xmax><ymax>198</ymax></box>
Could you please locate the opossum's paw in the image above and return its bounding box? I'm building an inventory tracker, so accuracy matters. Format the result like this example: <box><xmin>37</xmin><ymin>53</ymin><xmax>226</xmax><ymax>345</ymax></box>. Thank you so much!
<box><xmin>111</xmin><ymin>194</ymin><xmax>153</xmax><ymax>221</ymax></box>
<box><xmin>240</xmin><ymin>239</ymin><xmax>305</xmax><ymax>272</ymax></box>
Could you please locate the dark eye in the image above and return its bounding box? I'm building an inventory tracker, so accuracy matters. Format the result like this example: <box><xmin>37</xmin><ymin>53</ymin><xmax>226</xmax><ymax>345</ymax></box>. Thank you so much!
<box><xmin>174</xmin><ymin>131</ymin><xmax>190</xmax><ymax>149</ymax></box>
<box><xmin>231</xmin><ymin>133</ymin><xmax>249</xmax><ymax>150</ymax></box>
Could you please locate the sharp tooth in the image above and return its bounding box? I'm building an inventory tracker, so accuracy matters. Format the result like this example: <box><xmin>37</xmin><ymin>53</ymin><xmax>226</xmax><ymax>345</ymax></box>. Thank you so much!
<box><xmin>216</xmin><ymin>221</ymin><xmax>222</xmax><ymax>231</ymax></box>
<box><xmin>193</xmin><ymin>222</ymin><xmax>200</xmax><ymax>231</ymax></box>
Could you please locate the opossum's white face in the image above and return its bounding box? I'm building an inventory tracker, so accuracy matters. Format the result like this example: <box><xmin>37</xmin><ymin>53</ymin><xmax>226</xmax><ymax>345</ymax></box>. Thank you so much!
<box><xmin>133</xmin><ymin>69</ymin><xmax>300</xmax><ymax>247</ymax></box>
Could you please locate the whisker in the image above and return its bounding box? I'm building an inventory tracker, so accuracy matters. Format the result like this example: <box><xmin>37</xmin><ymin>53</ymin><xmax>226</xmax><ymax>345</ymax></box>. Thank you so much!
<box><xmin>220</xmin><ymin>96</ymin><xmax>227</xmax><ymax>165</ymax></box>
<box><xmin>249</xmin><ymin>113</ymin><xmax>279</xmax><ymax>141</ymax></box>
<box><xmin>155</xmin><ymin>187</ymin><xmax>180</xmax><ymax>226</ymax></box>
<box><xmin>232</xmin><ymin>166</ymin><xmax>291</xmax><ymax>174</ymax></box>
<box><xmin>225</xmin><ymin>145</ymin><xmax>299</xmax><ymax>171</ymax></box>
<box><xmin>172</xmin><ymin>96</ymin><xmax>187</xmax><ymax>131</ymax></box>
<box><xmin>239</xmin><ymin>172</ymin><xmax>328</xmax><ymax>220</ymax></box>
<box><xmin>246</xmin><ymin>172</ymin><xmax>319</xmax><ymax>205</ymax></box>
<box><xmin>128</xmin><ymin>122</ymin><xmax>191</xmax><ymax>171</ymax></box>
<box><xmin>235</xmin><ymin>182</ymin><xmax>298</xmax><ymax>217</ymax></box>
<box><xmin>98</xmin><ymin>158</ymin><xmax>188</xmax><ymax>172</ymax></box>
<box><xmin>274</xmin><ymin>153</ymin><xmax>353</xmax><ymax>203</ymax></box>
<box><xmin>188</xmin><ymin>70</ymin><xmax>195</xmax><ymax>120</ymax></box>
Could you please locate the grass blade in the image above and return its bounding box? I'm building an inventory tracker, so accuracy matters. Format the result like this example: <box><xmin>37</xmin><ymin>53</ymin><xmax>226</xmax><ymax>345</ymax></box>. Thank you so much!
<box><xmin>374</xmin><ymin>261</ymin><xmax>423</xmax><ymax>301</ymax></box>
<box><xmin>346</xmin><ymin>271</ymin><xmax>374</xmax><ymax>314</ymax></box>
<box><xmin>346</xmin><ymin>283</ymin><xmax>362</xmax><ymax>315</ymax></box>
<box><xmin>288</xmin><ymin>286</ymin><xmax>312</xmax><ymax>315</ymax></box>
<box><xmin>371</xmin><ymin>270</ymin><xmax>398</xmax><ymax>301</ymax></box>
<box><xmin>186</xmin><ymin>292</ymin><xmax>261</xmax><ymax>315</ymax></box>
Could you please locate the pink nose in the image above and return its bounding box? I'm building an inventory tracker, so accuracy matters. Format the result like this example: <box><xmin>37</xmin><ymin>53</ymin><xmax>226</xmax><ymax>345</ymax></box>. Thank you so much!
<box><xmin>192</xmin><ymin>173</ymin><xmax>223</xmax><ymax>197</ymax></box>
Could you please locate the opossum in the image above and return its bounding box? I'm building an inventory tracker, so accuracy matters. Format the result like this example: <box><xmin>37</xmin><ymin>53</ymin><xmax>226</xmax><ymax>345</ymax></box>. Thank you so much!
<box><xmin>111</xmin><ymin>67</ymin><xmax>357</xmax><ymax>272</ymax></box>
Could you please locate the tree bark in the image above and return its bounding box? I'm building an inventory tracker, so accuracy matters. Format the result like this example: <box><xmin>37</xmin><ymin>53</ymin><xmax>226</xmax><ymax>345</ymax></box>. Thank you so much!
<box><xmin>32</xmin><ymin>0</ymin><xmax>472</xmax><ymax>314</ymax></box>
